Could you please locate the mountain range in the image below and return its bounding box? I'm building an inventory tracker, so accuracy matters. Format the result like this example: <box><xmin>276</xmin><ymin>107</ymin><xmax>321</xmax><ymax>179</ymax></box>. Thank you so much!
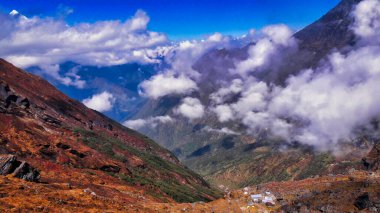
<box><xmin>1</xmin><ymin>0</ymin><xmax>380</xmax><ymax>211</ymax></box>
<box><xmin>129</xmin><ymin>0</ymin><xmax>376</xmax><ymax>188</ymax></box>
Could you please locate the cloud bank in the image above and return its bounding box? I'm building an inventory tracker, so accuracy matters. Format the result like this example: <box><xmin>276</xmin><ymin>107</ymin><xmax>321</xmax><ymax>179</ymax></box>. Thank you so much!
<box><xmin>208</xmin><ymin>0</ymin><xmax>380</xmax><ymax>151</ymax></box>
<box><xmin>133</xmin><ymin>0</ymin><xmax>380</xmax><ymax>152</ymax></box>
<box><xmin>1</xmin><ymin>10</ymin><xmax>167</xmax><ymax>68</ymax></box>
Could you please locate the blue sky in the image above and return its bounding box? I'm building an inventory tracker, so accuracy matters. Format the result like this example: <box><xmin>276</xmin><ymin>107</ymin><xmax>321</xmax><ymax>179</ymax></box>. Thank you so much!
<box><xmin>0</xmin><ymin>0</ymin><xmax>340</xmax><ymax>39</ymax></box>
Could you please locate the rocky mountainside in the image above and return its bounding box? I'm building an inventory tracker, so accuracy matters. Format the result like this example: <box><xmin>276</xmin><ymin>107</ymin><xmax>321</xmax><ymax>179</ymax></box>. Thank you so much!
<box><xmin>0</xmin><ymin>58</ymin><xmax>222</xmax><ymax>210</ymax></box>
<box><xmin>131</xmin><ymin>0</ymin><xmax>375</xmax><ymax>189</ymax></box>
<box><xmin>2</xmin><ymin>157</ymin><xmax>378</xmax><ymax>211</ymax></box>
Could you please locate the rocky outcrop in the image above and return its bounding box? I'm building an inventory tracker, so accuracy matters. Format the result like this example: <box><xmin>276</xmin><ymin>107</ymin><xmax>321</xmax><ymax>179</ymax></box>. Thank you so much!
<box><xmin>362</xmin><ymin>144</ymin><xmax>380</xmax><ymax>171</ymax></box>
<box><xmin>0</xmin><ymin>155</ymin><xmax>40</xmax><ymax>182</ymax></box>
<box><xmin>0</xmin><ymin>82</ymin><xmax>30</xmax><ymax>113</ymax></box>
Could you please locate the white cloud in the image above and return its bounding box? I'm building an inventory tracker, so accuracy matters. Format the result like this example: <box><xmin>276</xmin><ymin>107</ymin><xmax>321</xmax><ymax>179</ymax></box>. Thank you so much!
<box><xmin>38</xmin><ymin>64</ymin><xmax>86</xmax><ymax>89</ymax></box>
<box><xmin>207</xmin><ymin>33</ymin><xmax>224</xmax><ymax>42</ymax></box>
<box><xmin>9</xmin><ymin>10</ymin><xmax>19</xmax><ymax>16</ymax></box>
<box><xmin>82</xmin><ymin>91</ymin><xmax>115</xmax><ymax>112</ymax></box>
<box><xmin>0</xmin><ymin>10</ymin><xmax>167</xmax><ymax>68</ymax></box>
<box><xmin>123</xmin><ymin>115</ymin><xmax>174</xmax><ymax>130</ymax></box>
<box><xmin>234</xmin><ymin>24</ymin><xmax>296</xmax><ymax>77</ymax></box>
<box><xmin>210</xmin><ymin>79</ymin><xmax>243</xmax><ymax>104</ymax></box>
<box><xmin>138</xmin><ymin>33</ymin><xmax>233</xmax><ymax>98</ymax></box>
<box><xmin>231</xmin><ymin>81</ymin><xmax>269</xmax><ymax>116</ymax></box>
<box><xmin>268</xmin><ymin>46</ymin><xmax>380</xmax><ymax>149</ymax></box>
<box><xmin>175</xmin><ymin>97</ymin><xmax>205</xmax><ymax>120</ymax></box>
<box><xmin>351</xmin><ymin>0</ymin><xmax>380</xmax><ymax>40</ymax></box>
<box><xmin>206</xmin><ymin>1</ymin><xmax>380</xmax><ymax>152</ymax></box>
<box><xmin>202</xmin><ymin>126</ymin><xmax>240</xmax><ymax>135</ymax></box>
<box><xmin>123</xmin><ymin>119</ymin><xmax>147</xmax><ymax>130</ymax></box>
<box><xmin>212</xmin><ymin>105</ymin><xmax>234</xmax><ymax>122</ymax></box>
<box><xmin>138</xmin><ymin>74</ymin><xmax>198</xmax><ymax>99</ymax></box>
<box><xmin>262</xmin><ymin>24</ymin><xmax>294</xmax><ymax>46</ymax></box>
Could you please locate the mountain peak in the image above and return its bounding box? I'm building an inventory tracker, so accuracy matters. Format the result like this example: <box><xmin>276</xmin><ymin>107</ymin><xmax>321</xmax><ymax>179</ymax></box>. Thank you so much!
<box><xmin>9</xmin><ymin>10</ymin><xmax>19</xmax><ymax>16</ymax></box>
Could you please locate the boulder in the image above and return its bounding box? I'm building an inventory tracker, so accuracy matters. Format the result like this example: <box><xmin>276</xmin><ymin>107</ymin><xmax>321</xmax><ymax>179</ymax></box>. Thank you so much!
<box><xmin>13</xmin><ymin>161</ymin><xmax>40</xmax><ymax>181</ymax></box>
<box><xmin>0</xmin><ymin>155</ymin><xmax>40</xmax><ymax>182</ymax></box>
<box><xmin>0</xmin><ymin>83</ymin><xmax>30</xmax><ymax>110</ymax></box>
<box><xmin>362</xmin><ymin>144</ymin><xmax>380</xmax><ymax>171</ymax></box>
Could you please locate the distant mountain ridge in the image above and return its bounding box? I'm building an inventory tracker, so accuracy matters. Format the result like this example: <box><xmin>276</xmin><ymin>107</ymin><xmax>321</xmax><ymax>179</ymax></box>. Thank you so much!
<box><xmin>131</xmin><ymin>0</ymin><xmax>373</xmax><ymax>188</ymax></box>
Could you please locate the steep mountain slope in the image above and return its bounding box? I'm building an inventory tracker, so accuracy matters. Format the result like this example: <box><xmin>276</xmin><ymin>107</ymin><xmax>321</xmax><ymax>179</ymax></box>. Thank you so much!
<box><xmin>1</xmin><ymin>145</ymin><xmax>379</xmax><ymax>212</ymax></box>
<box><xmin>131</xmin><ymin>0</ymin><xmax>374</xmax><ymax>189</ymax></box>
<box><xmin>260</xmin><ymin>0</ymin><xmax>360</xmax><ymax>84</ymax></box>
<box><xmin>0</xmin><ymin>58</ymin><xmax>221</xmax><ymax>206</ymax></box>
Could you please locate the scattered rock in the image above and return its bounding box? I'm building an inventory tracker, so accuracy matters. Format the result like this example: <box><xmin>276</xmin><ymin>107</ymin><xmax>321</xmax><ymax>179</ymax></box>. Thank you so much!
<box><xmin>106</xmin><ymin>124</ymin><xmax>113</xmax><ymax>131</ymax></box>
<box><xmin>41</xmin><ymin>114</ymin><xmax>62</xmax><ymax>126</ymax></box>
<box><xmin>69</xmin><ymin>149</ymin><xmax>86</xmax><ymax>158</ymax></box>
<box><xmin>0</xmin><ymin>155</ymin><xmax>40</xmax><ymax>182</ymax></box>
<box><xmin>100</xmin><ymin>165</ymin><xmax>120</xmax><ymax>173</ymax></box>
<box><xmin>83</xmin><ymin>188</ymin><xmax>92</xmax><ymax>194</ymax></box>
<box><xmin>39</xmin><ymin>147</ymin><xmax>56</xmax><ymax>159</ymax></box>
<box><xmin>16</xmin><ymin>97</ymin><xmax>30</xmax><ymax>109</ymax></box>
<box><xmin>354</xmin><ymin>193</ymin><xmax>372</xmax><ymax>210</ymax></box>
<box><xmin>56</xmin><ymin>143</ymin><xmax>70</xmax><ymax>150</ymax></box>
<box><xmin>65</xmin><ymin>183</ymin><xmax>72</xmax><ymax>189</ymax></box>
<box><xmin>363</xmin><ymin>144</ymin><xmax>380</xmax><ymax>171</ymax></box>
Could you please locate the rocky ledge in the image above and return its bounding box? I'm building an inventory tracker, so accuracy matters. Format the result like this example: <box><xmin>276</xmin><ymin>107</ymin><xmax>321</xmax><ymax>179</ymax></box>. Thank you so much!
<box><xmin>0</xmin><ymin>155</ymin><xmax>40</xmax><ymax>182</ymax></box>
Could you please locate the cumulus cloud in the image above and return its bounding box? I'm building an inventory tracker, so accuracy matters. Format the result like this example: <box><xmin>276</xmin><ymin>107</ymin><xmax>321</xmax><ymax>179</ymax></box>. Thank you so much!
<box><xmin>234</xmin><ymin>24</ymin><xmax>296</xmax><ymax>77</ymax></box>
<box><xmin>212</xmin><ymin>79</ymin><xmax>269</xmax><ymax>122</ymax></box>
<box><xmin>351</xmin><ymin>0</ymin><xmax>380</xmax><ymax>40</ymax></box>
<box><xmin>0</xmin><ymin>8</ymin><xmax>174</xmax><ymax>92</ymax></box>
<box><xmin>231</xmin><ymin>80</ymin><xmax>269</xmax><ymax>116</ymax></box>
<box><xmin>82</xmin><ymin>91</ymin><xmax>115</xmax><ymax>112</ymax></box>
<box><xmin>269</xmin><ymin>46</ymin><xmax>380</xmax><ymax>149</ymax></box>
<box><xmin>212</xmin><ymin>105</ymin><xmax>234</xmax><ymax>122</ymax></box>
<box><xmin>138</xmin><ymin>33</ymin><xmax>233</xmax><ymax>98</ymax></box>
<box><xmin>123</xmin><ymin>115</ymin><xmax>174</xmax><ymax>130</ymax></box>
<box><xmin>138</xmin><ymin>74</ymin><xmax>198</xmax><ymax>99</ymax></box>
<box><xmin>0</xmin><ymin>10</ymin><xmax>167</xmax><ymax>68</ymax></box>
<box><xmin>37</xmin><ymin>64</ymin><xmax>86</xmax><ymax>88</ymax></box>
<box><xmin>0</xmin><ymin>9</ymin><xmax>169</xmax><ymax>89</ymax></box>
<box><xmin>210</xmin><ymin>79</ymin><xmax>243</xmax><ymax>104</ymax></box>
<box><xmin>202</xmin><ymin>126</ymin><xmax>240</xmax><ymax>135</ymax></box>
<box><xmin>175</xmin><ymin>97</ymin><xmax>205</xmax><ymax>120</ymax></box>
